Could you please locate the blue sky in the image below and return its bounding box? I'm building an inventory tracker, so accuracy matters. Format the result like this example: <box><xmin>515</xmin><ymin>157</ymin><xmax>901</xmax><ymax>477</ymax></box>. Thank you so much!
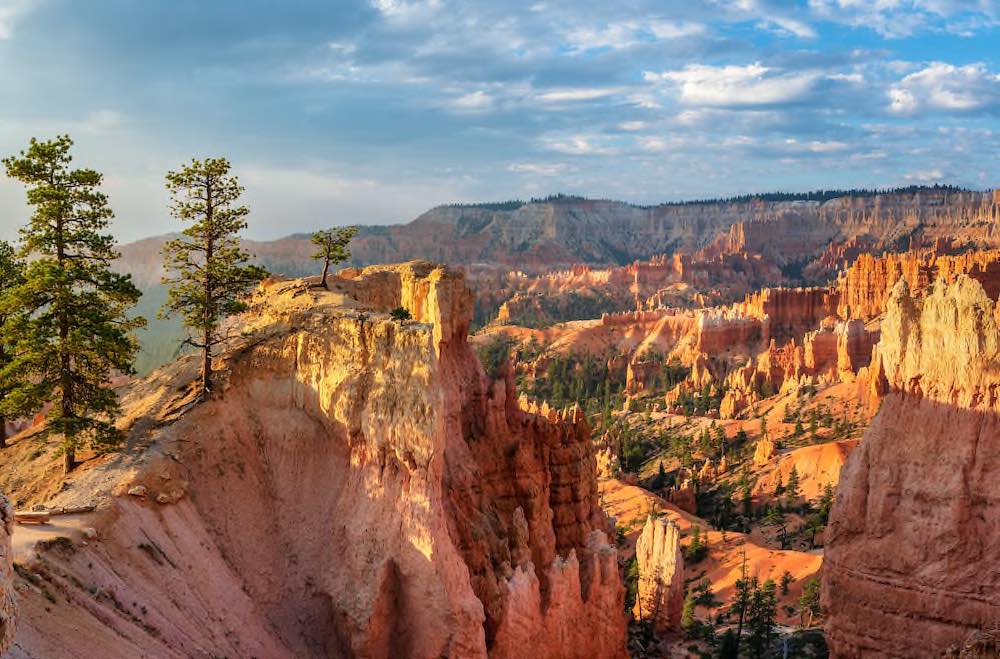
<box><xmin>0</xmin><ymin>0</ymin><xmax>997</xmax><ymax>242</ymax></box>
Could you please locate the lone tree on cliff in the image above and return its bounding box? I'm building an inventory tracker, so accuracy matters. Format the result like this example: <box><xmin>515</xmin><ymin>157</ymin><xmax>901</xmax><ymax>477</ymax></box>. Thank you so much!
<box><xmin>2</xmin><ymin>136</ymin><xmax>144</xmax><ymax>473</ymax></box>
<box><xmin>0</xmin><ymin>240</ymin><xmax>26</xmax><ymax>449</ymax></box>
<box><xmin>310</xmin><ymin>226</ymin><xmax>357</xmax><ymax>289</ymax></box>
<box><xmin>160</xmin><ymin>157</ymin><xmax>267</xmax><ymax>397</ymax></box>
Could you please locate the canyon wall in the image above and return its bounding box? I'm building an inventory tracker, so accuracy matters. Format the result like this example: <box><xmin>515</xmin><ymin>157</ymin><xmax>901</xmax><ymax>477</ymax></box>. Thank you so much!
<box><xmin>836</xmin><ymin>249</ymin><xmax>1000</xmax><ymax>321</ymax></box>
<box><xmin>823</xmin><ymin>276</ymin><xmax>1000</xmax><ymax>657</ymax></box>
<box><xmin>8</xmin><ymin>263</ymin><xmax>626</xmax><ymax>659</ymax></box>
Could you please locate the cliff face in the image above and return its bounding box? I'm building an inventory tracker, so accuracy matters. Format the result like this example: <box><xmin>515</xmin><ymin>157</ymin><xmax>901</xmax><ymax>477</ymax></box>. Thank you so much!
<box><xmin>823</xmin><ymin>276</ymin><xmax>1000</xmax><ymax>658</ymax></box>
<box><xmin>836</xmin><ymin>249</ymin><xmax>1000</xmax><ymax>321</ymax></box>
<box><xmin>8</xmin><ymin>263</ymin><xmax>626</xmax><ymax>659</ymax></box>
<box><xmin>0</xmin><ymin>494</ymin><xmax>15</xmax><ymax>656</ymax></box>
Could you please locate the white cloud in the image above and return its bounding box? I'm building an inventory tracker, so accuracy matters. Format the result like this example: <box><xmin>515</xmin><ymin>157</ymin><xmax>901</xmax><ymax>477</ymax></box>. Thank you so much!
<box><xmin>450</xmin><ymin>90</ymin><xmax>495</xmax><ymax>112</ymax></box>
<box><xmin>0</xmin><ymin>0</ymin><xmax>37</xmax><ymax>39</ymax></box>
<box><xmin>759</xmin><ymin>16</ymin><xmax>817</xmax><ymax>38</ymax></box>
<box><xmin>618</xmin><ymin>121</ymin><xmax>646</xmax><ymax>131</ymax></box>
<box><xmin>808</xmin><ymin>0</ymin><xmax>999</xmax><ymax>37</ymax></box>
<box><xmin>370</xmin><ymin>0</ymin><xmax>442</xmax><ymax>21</ymax></box>
<box><xmin>540</xmin><ymin>133</ymin><xmax>620</xmax><ymax>156</ymax></box>
<box><xmin>507</xmin><ymin>162</ymin><xmax>567</xmax><ymax>176</ymax></box>
<box><xmin>564</xmin><ymin>19</ymin><xmax>705</xmax><ymax>52</ymax></box>
<box><xmin>535</xmin><ymin>87</ymin><xmax>624</xmax><ymax>103</ymax></box>
<box><xmin>646</xmin><ymin>63</ymin><xmax>819</xmax><ymax>107</ymax></box>
<box><xmin>903</xmin><ymin>167</ymin><xmax>946</xmax><ymax>182</ymax></box>
<box><xmin>888</xmin><ymin>62</ymin><xmax>1000</xmax><ymax>114</ymax></box>
<box><xmin>783</xmin><ymin>138</ymin><xmax>850</xmax><ymax>153</ymax></box>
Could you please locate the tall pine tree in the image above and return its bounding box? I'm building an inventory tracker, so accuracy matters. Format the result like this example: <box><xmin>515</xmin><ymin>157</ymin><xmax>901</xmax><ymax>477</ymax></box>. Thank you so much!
<box><xmin>2</xmin><ymin>136</ymin><xmax>144</xmax><ymax>473</ymax></box>
<box><xmin>160</xmin><ymin>158</ymin><xmax>266</xmax><ymax>396</ymax></box>
<box><xmin>0</xmin><ymin>240</ymin><xmax>26</xmax><ymax>449</ymax></box>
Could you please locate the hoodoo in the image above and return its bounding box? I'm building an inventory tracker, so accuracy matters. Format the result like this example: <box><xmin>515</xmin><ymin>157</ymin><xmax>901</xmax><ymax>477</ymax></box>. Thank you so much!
<box><xmin>6</xmin><ymin>262</ymin><xmax>626</xmax><ymax>659</ymax></box>
<box><xmin>823</xmin><ymin>276</ymin><xmax>1000</xmax><ymax>657</ymax></box>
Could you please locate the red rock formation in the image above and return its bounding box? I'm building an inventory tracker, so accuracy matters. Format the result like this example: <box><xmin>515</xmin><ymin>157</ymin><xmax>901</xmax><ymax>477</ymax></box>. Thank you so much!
<box><xmin>0</xmin><ymin>494</ymin><xmax>16</xmax><ymax>655</ymax></box>
<box><xmin>836</xmin><ymin>248</ymin><xmax>1000</xmax><ymax>320</ymax></box>
<box><xmin>633</xmin><ymin>517</ymin><xmax>685</xmax><ymax>632</ymax></box>
<box><xmin>737</xmin><ymin>287</ymin><xmax>839</xmax><ymax>342</ymax></box>
<box><xmin>7</xmin><ymin>263</ymin><xmax>627</xmax><ymax>659</ymax></box>
<box><xmin>824</xmin><ymin>276</ymin><xmax>1000</xmax><ymax>657</ymax></box>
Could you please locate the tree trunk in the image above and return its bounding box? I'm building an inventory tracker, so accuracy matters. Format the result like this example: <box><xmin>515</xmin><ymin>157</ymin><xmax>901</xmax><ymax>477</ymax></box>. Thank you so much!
<box><xmin>202</xmin><ymin>330</ymin><xmax>212</xmax><ymax>395</ymax></box>
<box><xmin>201</xmin><ymin>177</ymin><xmax>214</xmax><ymax>397</ymax></box>
<box><xmin>0</xmin><ymin>417</ymin><xmax>6</xmax><ymax>449</ymax></box>
<box><xmin>320</xmin><ymin>257</ymin><xmax>330</xmax><ymax>289</ymax></box>
<box><xmin>56</xmin><ymin>205</ymin><xmax>75</xmax><ymax>475</ymax></box>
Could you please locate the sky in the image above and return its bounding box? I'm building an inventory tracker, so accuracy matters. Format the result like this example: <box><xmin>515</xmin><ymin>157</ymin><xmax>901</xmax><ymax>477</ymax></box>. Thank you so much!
<box><xmin>0</xmin><ymin>0</ymin><xmax>997</xmax><ymax>242</ymax></box>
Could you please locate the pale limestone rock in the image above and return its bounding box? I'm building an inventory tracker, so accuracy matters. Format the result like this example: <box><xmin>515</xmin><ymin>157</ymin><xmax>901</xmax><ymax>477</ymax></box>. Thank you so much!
<box><xmin>753</xmin><ymin>436</ymin><xmax>775</xmax><ymax>466</ymax></box>
<box><xmin>633</xmin><ymin>516</ymin><xmax>684</xmax><ymax>632</ymax></box>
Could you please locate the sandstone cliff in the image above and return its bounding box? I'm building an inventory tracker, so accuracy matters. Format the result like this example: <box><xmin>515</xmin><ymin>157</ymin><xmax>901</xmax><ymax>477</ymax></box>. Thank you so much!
<box><xmin>836</xmin><ymin>248</ymin><xmax>1000</xmax><ymax>321</ymax></box>
<box><xmin>633</xmin><ymin>516</ymin><xmax>684</xmax><ymax>633</ymax></box>
<box><xmin>4</xmin><ymin>263</ymin><xmax>626</xmax><ymax>659</ymax></box>
<box><xmin>824</xmin><ymin>276</ymin><xmax>1000</xmax><ymax>657</ymax></box>
<box><xmin>0</xmin><ymin>494</ymin><xmax>16</xmax><ymax>656</ymax></box>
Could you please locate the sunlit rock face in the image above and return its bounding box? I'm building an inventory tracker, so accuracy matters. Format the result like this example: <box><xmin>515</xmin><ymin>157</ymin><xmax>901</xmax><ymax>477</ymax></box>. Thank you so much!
<box><xmin>632</xmin><ymin>516</ymin><xmax>684</xmax><ymax>633</ymax></box>
<box><xmin>0</xmin><ymin>494</ymin><xmax>16</xmax><ymax>656</ymax></box>
<box><xmin>7</xmin><ymin>263</ymin><xmax>626</xmax><ymax>659</ymax></box>
<box><xmin>824</xmin><ymin>276</ymin><xmax>1000</xmax><ymax>658</ymax></box>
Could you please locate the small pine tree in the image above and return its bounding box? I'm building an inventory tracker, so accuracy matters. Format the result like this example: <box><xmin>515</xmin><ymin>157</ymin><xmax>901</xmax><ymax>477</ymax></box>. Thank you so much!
<box><xmin>0</xmin><ymin>240</ymin><xmax>26</xmax><ymax>449</ymax></box>
<box><xmin>2</xmin><ymin>136</ymin><xmax>145</xmax><ymax>472</ymax></box>
<box><xmin>160</xmin><ymin>157</ymin><xmax>268</xmax><ymax>397</ymax></box>
<box><xmin>780</xmin><ymin>570</ymin><xmax>795</xmax><ymax>595</ymax></box>
<box><xmin>773</xmin><ymin>473</ymin><xmax>784</xmax><ymax>497</ymax></box>
<box><xmin>311</xmin><ymin>226</ymin><xmax>357</xmax><ymax>289</ymax></box>
<box><xmin>685</xmin><ymin>525</ymin><xmax>708</xmax><ymax>562</ymax></box>
<box><xmin>798</xmin><ymin>577</ymin><xmax>822</xmax><ymax>627</ymax></box>
<box><xmin>681</xmin><ymin>590</ymin><xmax>698</xmax><ymax>634</ymax></box>
<box><xmin>389</xmin><ymin>306</ymin><xmax>411</xmax><ymax>322</ymax></box>
<box><xmin>786</xmin><ymin>465</ymin><xmax>801</xmax><ymax>503</ymax></box>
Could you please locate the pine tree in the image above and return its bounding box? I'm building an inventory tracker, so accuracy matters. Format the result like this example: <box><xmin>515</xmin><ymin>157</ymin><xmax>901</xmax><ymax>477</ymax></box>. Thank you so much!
<box><xmin>798</xmin><ymin>577</ymin><xmax>822</xmax><ymax>627</ymax></box>
<box><xmin>730</xmin><ymin>551</ymin><xmax>752</xmax><ymax>656</ymax></box>
<box><xmin>780</xmin><ymin>570</ymin><xmax>795</xmax><ymax>595</ymax></box>
<box><xmin>0</xmin><ymin>240</ymin><xmax>26</xmax><ymax>449</ymax></box>
<box><xmin>681</xmin><ymin>590</ymin><xmax>698</xmax><ymax>634</ymax></box>
<box><xmin>2</xmin><ymin>136</ymin><xmax>144</xmax><ymax>473</ymax></box>
<box><xmin>160</xmin><ymin>157</ymin><xmax>267</xmax><ymax>396</ymax></box>
<box><xmin>747</xmin><ymin>578</ymin><xmax>778</xmax><ymax>658</ymax></box>
<box><xmin>310</xmin><ymin>226</ymin><xmax>357</xmax><ymax>289</ymax></box>
<box><xmin>786</xmin><ymin>464</ymin><xmax>801</xmax><ymax>502</ymax></box>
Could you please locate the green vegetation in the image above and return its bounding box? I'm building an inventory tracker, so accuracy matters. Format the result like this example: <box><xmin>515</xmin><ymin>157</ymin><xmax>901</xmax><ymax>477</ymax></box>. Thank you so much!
<box><xmin>159</xmin><ymin>157</ymin><xmax>268</xmax><ymax>397</ymax></box>
<box><xmin>389</xmin><ymin>306</ymin><xmax>412</xmax><ymax>322</ymax></box>
<box><xmin>0</xmin><ymin>240</ymin><xmax>26</xmax><ymax>449</ymax></box>
<box><xmin>474</xmin><ymin>334</ymin><xmax>518</xmax><ymax>379</ymax></box>
<box><xmin>797</xmin><ymin>578</ymin><xmax>822</xmax><ymax>627</ymax></box>
<box><xmin>684</xmin><ymin>525</ymin><xmax>708</xmax><ymax>563</ymax></box>
<box><xmin>673</xmin><ymin>381</ymin><xmax>727</xmax><ymax>416</ymax></box>
<box><xmin>310</xmin><ymin>226</ymin><xmax>357</xmax><ymax>289</ymax></box>
<box><xmin>1</xmin><ymin>135</ymin><xmax>144</xmax><ymax>472</ymax></box>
